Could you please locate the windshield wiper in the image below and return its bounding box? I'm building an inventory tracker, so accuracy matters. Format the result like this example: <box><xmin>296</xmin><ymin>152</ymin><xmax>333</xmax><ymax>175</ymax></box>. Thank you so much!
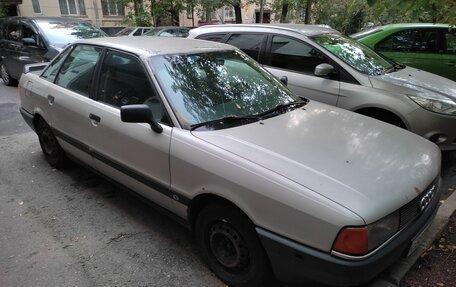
<box><xmin>256</xmin><ymin>100</ymin><xmax>308</xmax><ymax>118</ymax></box>
<box><xmin>190</xmin><ymin>115</ymin><xmax>260</xmax><ymax>131</ymax></box>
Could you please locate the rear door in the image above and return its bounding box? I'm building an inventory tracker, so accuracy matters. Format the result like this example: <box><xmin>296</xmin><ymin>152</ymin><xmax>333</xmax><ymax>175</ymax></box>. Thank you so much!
<box><xmin>43</xmin><ymin>44</ymin><xmax>102</xmax><ymax>166</ymax></box>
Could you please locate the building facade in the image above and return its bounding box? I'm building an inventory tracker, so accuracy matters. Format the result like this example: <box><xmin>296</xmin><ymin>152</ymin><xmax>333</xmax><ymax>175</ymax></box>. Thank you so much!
<box><xmin>9</xmin><ymin>0</ymin><xmax>278</xmax><ymax>34</ymax></box>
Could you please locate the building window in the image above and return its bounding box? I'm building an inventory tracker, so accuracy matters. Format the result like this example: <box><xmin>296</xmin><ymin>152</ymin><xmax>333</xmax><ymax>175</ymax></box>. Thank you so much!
<box><xmin>32</xmin><ymin>0</ymin><xmax>41</xmax><ymax>13</ymax></box>
<box><xmin>224</xmin><ymin>6</ymin><xmax>235</xmax><ymax>21</ymax></box>
<box><xmin>101</xmin><ymin>0</ymin><xmax>124</xmax><ymax>16</ymax></box>
<box><xmin>59</xmin><ymin>0</ymin><xmax>86</xmax><ymax>16</ymax></box>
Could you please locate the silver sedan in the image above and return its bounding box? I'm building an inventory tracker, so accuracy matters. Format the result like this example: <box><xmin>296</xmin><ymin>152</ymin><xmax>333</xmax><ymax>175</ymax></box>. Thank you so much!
<box><xmin>19</xmin><ymin>37</ymin><xmax>441</xmax><ymax>286</ymax></box>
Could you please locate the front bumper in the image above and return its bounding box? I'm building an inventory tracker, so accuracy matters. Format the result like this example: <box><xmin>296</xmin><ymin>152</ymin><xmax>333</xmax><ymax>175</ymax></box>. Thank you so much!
<box><xmin>405</xmin><ymin>107</ymin><xmax>456</xmax><ymax>151</ymax></box>
<box><xmin>256</xmin><ymin>178</ymin><xmax>442</xmax><ymax>286</ymax></box>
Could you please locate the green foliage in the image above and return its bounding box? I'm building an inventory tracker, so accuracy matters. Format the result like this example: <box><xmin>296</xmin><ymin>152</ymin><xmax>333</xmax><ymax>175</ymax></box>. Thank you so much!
<box><xmin>0</xmin><ymin>3</ymin><xmax>5</xmax><ymax>17</ymax></box>
<box><xmin>366</xmin><ymin>0</ymin><xmax>456</xmax><ymax>27</ymax></box>
<box><xmin>313</xmin><ymin>0</ymin><xmax>368</xmax><ymax>34</ymax></box>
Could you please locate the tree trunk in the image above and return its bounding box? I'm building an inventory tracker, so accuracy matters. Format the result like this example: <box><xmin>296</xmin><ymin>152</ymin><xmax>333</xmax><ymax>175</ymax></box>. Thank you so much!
<box><xmin>304</xmin><ymin>0</ymin><xmax>312</xmax><ymax>24</ymax></box>
<box><xmin>233</xmin><ymin>1</ymin><xmax>242</xmax><ymax>23</ymax></box>
<box><xmin>280</xmin><ymin>4</ymin><xmax>289</xmax><ymax>23</ymax></box>
<box><xmin>259</xmin><ymin>0</ymin><xmax>264</xmax><ymax>23</ymax></box>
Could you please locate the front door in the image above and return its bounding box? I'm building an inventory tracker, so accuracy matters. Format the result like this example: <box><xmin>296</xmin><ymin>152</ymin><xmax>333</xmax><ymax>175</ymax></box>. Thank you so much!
<box><xmin>264</xmin><ymin>35</ymin><xmax>340</xmax><ymax>106</ymax></box>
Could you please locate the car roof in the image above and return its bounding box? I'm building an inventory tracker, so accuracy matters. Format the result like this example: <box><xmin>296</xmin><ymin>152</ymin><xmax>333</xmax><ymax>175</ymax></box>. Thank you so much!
<box><xmin>375</xmin><ymin>23</ymin><xmax>450</xmax><ymax>30</ymax></box>
<box><xmin>1</xmin><ymin>16</ymin><xmax>91</xmax><ymax>23</ymax></box>
<box><xmin>76</xmin><ymin>36</ymin><xmax>235</xmax><ymax>56</ymax></box>
<box><xmin>193</xmin><ymin>23</ymin><xmax>339</xmax><ymax>37</ymax></box>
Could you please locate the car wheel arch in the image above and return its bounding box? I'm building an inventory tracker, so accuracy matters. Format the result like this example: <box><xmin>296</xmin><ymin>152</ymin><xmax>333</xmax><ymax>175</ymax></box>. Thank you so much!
<box><xmin>354</xmin><ymin>107</ymin><xmax>408</xmax><ymax>129</ymax></box>
<box><xmin>188</xmin><ymin>194</ymin><xmax>255</xmax><ymax>230</ymax></box>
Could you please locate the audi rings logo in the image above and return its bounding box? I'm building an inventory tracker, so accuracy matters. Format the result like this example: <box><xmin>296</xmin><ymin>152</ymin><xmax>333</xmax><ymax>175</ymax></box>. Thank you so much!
<box><xmin>420</xmin><ymin>185</ymin><xmax>436</xmax><ymax>211</ymax></box>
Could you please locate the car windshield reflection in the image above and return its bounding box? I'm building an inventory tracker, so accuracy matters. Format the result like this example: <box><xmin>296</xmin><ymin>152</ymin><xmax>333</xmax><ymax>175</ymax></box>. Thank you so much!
<box><xmin>149</xmin><ymin>50</ymin><xmax>300</xmax><ymax>130</ymax></box>
<box><xmin>312</xmin><ymin>34</ymin><xmax>393</xmax><ymax>76</ymax></box>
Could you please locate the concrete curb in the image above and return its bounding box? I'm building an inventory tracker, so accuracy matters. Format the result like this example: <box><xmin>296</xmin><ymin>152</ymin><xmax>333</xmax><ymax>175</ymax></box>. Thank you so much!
<box><xmin>369</xmin><ymin>190</ymin><xmax>456</xmax><ymax>287</ymax></box>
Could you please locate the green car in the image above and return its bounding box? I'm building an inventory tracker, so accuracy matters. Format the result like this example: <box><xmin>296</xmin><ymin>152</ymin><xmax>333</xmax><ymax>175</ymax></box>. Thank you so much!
<box><xmin>352</xmin><ymin>23</ymin><xmax>456</xmax><ymax>81</ymax></box>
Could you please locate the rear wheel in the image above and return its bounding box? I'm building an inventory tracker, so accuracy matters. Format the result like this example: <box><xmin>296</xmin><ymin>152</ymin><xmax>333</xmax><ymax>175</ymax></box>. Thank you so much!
<box><xmin>195</xmin><ymin>203</ymin><xmax>270</xmax><ymax>286</ymax></box>
<box><xmin>1</xmin><ymin>63</ymin><xmax>18</xmax><ymax>86</ymax></box>
<box><xmin>36</xmin><ymin>119</ymin><xmax>66</xmax><ymax>168</ymax></box>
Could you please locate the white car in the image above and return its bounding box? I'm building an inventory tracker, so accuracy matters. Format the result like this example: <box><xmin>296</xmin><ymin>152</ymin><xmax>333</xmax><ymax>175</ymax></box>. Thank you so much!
<box><xmin>188</xmin><ymin>24</ymin><xmax>456</xmax><ymax>150</ymax></box>
<box><xmin>19</xmin><ymin>37</ymin><xmax>441</xmax><ymax>286</ymax></box>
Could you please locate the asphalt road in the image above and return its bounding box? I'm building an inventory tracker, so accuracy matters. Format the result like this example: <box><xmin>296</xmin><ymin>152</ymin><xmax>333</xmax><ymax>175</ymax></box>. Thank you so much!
<box><xmin>1</xmin><ymin>82</ymin><xmax>455</xmax><ymax>287</ymax></box>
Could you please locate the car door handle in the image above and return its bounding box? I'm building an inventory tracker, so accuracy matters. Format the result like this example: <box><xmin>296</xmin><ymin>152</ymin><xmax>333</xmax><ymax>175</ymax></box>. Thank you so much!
<box><xmin>89</xmin><ymin>113</ymin><xmax>101</xmax><ymax>123</ymax></box>
<box><xmin>19</xmin><ymin>56</ymin><xmax>30</xmax><ymax>60</ymax></box>
<box><xmin>47</xmin><ymin>95</ymin><xmax>55</xmax><ymax>104</ymax></box>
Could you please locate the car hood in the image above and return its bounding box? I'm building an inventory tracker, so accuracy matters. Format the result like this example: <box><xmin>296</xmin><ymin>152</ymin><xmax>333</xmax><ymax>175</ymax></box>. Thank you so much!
<box><xmin>192</xmin><ymin>101</ymin><xmax>441</xmax><ymax>223</ymax></box>
<box><xmin>369</xmin><ymin>66</ymin><xmax>456</xmax><ymax>101</ymax></box>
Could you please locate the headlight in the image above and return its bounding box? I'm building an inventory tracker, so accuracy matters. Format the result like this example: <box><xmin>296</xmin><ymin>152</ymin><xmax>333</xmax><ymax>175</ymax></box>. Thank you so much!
<box><xmin>332</xmin><ymin>211</ymin><xmax>399</xmax><ymax>256</ymax></box>
<box><xmin>409</xmin><ymin>95</ymin><xmax>456</xmax><ymax>116</ymax></box>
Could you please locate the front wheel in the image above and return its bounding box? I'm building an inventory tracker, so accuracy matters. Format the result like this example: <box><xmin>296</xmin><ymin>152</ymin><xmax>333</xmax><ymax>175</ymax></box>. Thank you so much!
<box><xmin>195</xmin><ymin>203</ymin><xmax>270</xmax><ymax>286</ymax></box>
<box><xmin>1</xmin><ymin>63</ymin><xmax>18</xmax><ymax>86</ymax></box>
<box><xmin>36</xmin><ymin>119</ymin><xmax>66</xmax><ymax>168</ymax></box>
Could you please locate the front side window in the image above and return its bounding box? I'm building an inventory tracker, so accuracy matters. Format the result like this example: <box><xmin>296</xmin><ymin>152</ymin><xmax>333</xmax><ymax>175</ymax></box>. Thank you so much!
<box><xmin>225</xmin><ymin>34</ymin><xmax>264</xmax><ymax>61</ymax></box>
<box><xmin>32</xmin><ymin>0</ymin><xmax>41</xmax><ymax>14</ymax></box>
<box><xmin>59</xmin><ymin>0</ymin><xmax>86</xmax><ymax>16</ymax></box>
<box><xmin>270</xmin><ymin>35</ymin><xmax>328</xmax><ymax>74</ymax></box>
<box><xmin>312</xmin><ymin>33</ymin><xmax>393</xmax><ymax>76</ymax></box>
<box><xmin>101</xmin><ymin>0</ymin><xmax>124</xmax><ymax>16</ymax></box>
<box><xmin>445</xmin><ymin>29</ymin><xmax>456</xmax><ymax>54</ymax></box>
<box><xmin>97</xmin><ymin>50</ymin><xmax>168</xmax><ymax>123</ymax></box>
<box><xmin>150</xmin><ymin>50</ymin><xmax>299</xmax><ymax>129</ymax></box>
<box><xmin>55</xmin><ymin>45</ymin><xmax>101</xmax><ymax>97</ymax></box>
<box><xmin>6</xmin><ymin>23</ymin><xmax>21</xmax><ymax>41</ymax></box>
<box><xmin>376</xmin><ymin>29</ymin><xmax>438</xmax><ymax>53</ymax></box>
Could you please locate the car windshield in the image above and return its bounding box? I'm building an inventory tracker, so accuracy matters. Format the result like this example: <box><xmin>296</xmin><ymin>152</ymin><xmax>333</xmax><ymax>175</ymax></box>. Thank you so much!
<box><xmin>149</xmin><ymin>50</ymin><xmax>300</xmax><ymax>130</ymax></box>
<box><xmin>312</xmin><ymin>33</ymin><xmax>393</xmax><ymax>76</ymax></box>
<box><xmin>37</xmin><ymin>21</ymin><xmax>107</xmax><ymax>47</ymax></box>
<box><xmin>115</xmin><ymin>27</ymin><xmax>135</xmax><ymax>36</ymax></box>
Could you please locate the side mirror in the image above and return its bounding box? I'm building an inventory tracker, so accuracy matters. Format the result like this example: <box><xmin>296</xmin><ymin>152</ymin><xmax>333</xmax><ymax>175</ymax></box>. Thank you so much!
<box><xmin>279</xmin><ymin>76</ymin><xmax>288</xmax><ymax>86</ymax></box>
<box><xmin>314</xmin><ymin>63</ymin><xmax>335</xmax><ymax>77</ymax></box>
<box><xmin>120</xmin><ymin>104</ymin><xmax>163</xmax><ymax>133</ymax></box>
<box><xmin>22</xmin><ymin>38</ymin><xmax>37</xmax><ymax>46</ymax></box>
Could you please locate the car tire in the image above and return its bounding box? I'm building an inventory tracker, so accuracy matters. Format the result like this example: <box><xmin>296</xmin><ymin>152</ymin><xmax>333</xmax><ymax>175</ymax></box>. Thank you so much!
<box><xmin>195</xmin><ymin>203</ymin><xmax>270</xmax><ymax>286</ymax></box>
<box><xmin>36</xmin><ymin>119</ymin><xmax>66</xmax><ymax>168</ymax></box>
<box><xmin>1</xmin><ymin>63</ymin><xmax>18</xmax><ymax>86</ymax></box>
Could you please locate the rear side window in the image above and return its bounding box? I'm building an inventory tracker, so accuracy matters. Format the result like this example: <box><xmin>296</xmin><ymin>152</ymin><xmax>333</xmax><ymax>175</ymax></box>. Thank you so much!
<box><xmin>225</xmin><ymin>33</ymin><xmax>264</xmax><ymax>61</ymax></box>
<box><xmin>197</xmin><ymin>33</ymin><xmax>227</xmax><ymax>42</ymax></box>
<box><xmin>55</xmin><ymin>45</ymin><xmax>101</xmax><ymax>97</ymax></box>
<box><xmin>376</xmin><ymin>29</ymin><xmax>438</xmax><ymax>53</ymax></box>
<box><xmin>269</xmin><ymin>35</ymin><xmax>328</xmax><ymax>74</ymax></box>
<box><xmin>41</xmin><ymin>46</ymin><xmax>73</xmax><ymax>82</ymax></box>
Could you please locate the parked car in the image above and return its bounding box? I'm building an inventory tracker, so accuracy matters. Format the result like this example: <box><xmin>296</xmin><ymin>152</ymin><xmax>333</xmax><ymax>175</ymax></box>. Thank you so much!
<box><xmin>115</xmin><ymin>26</ymin><xmax>152</xmax><ymax>36</ymax></box>
<box><xmin>143</xmin><ymin>26</ymin><xmax>190</xmax><ymax>37</ymax></box>
<box><xmin>0</xmin><ymin>17</ymin><xmax>106</xmax><ymax>86</ymax></box>
<box><xmin>188</xmin><ymin>24</ymin><xmax>456</xmax><ymax>150</ymax></box>
<box><xmin>352</xmin><ymin>23</ymin><xmax>456</xmax><ymax>81</ymax></box>
<box><xmin>19</xmin><ymin>36</ymin><xmax>441</xmax><ymax>286</ymax></box>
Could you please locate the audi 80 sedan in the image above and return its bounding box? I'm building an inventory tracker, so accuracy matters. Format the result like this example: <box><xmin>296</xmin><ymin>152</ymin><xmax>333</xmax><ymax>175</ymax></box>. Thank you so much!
<box><xmin>19</xmin><ymin>37</ymin><xmax>441</xmax><ymax>286</ymax></box>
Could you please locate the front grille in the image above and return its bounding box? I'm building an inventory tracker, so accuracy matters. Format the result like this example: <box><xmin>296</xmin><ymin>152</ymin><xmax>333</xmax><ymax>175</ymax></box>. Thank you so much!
<box><xmin>398</xmin><ymin>178</ymin><xmax>438</xmax><ymax>229</ymax></box>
